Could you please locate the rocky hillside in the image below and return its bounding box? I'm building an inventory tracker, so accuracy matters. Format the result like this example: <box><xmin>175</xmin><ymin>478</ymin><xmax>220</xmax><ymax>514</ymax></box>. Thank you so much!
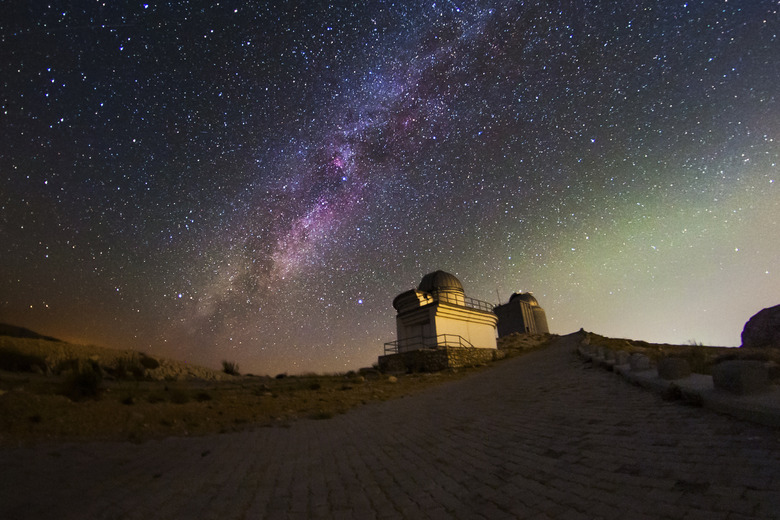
<box><xmin>0</xmin><ymin>324</ymin><xmax>227</xmax><ymax>381</ymax></box>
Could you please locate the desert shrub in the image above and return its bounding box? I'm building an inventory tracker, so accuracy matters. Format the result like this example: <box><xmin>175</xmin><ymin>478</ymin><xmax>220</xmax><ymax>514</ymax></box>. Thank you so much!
<box><xmin>112</xmin><ymin>355</ymin><xmax>146</xmax><ymax>380</ymax></box>
<box><xmin>661</xmin><ymin>385</ymin><xmax>683</xmax><ymax>401</ymax></box>
<box><xmin>740</xmin><ymin>352</ymin><xmax>770</xmax><ymax>362</ymax></box>
<box><xmin>275</xmin><ymin>373</ymin><xmax>287</xmax><ymax>379</ymax></box>
<box><xmin>359</xmin><ymin>367</ymin><xmax>381</xmax><ymax>380</ymax></box>
<box><xmin>309</xmin><ymin>382</ymin><xmax>322</xmax><ymax>390</ymax></box>
<box><xmin>713</xmin><ymin>352</ymin><xmax>770</xmax><ymax>365</ymax></box>
<box><xmin>0</xmin><ymin>347</ymin><xmax>47</xmax><ymax>373</ymax></box>
<box><xmin>139</xmin><ymin>354</ymin><xmax>160</xmax><ymax>370</ymax></box>
<box><xmin>310</xmin><ymin>410</ymin><xmax>334</xmax><ymax>420</ymax></box>
<box><xmin>64</xmin><ymin>359</ymin><xmax>103</xmax><ymax>400</ymax></box>
<box><xmin>54</xmin><ymin>358</ymin><xmax>79</xmax><ymax>374</ymax></box>
<box><xmin>714</xmin><ymin>353</ymin><xmax>738</xmax><ymax>364</ymax></box>
<box><xmin>195</xmin><ymin>391</ymin><xmax>212</xmax><ymax>402</ymax></box>
<box><xmin>147</xmin><ymin>393</ymin><xmax>166</xmax><ymax>404</ymax></box>
<box><xmin>685</xmin><ymin>345</ymin><xmax>710</xmax><ymax>374</ymax></box>
<box><xmin>168</xmin><ymin>387</ymin><xmax>190</xmax><ymax>404</ymax></box>
<box><xmin>221</xmin><ymin>360</ymin><xmax>240</xmax><ymax>375</ymax></box>
<box><xmin>252</xmin><ymin>382</ymin><xmax>272</xmax><ymax>396</ymax></box>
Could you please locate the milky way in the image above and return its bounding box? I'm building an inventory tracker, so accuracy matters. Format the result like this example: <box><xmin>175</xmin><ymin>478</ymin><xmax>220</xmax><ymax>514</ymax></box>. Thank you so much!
<box><xmin>2</xmin><ymin>1</ymin><xmax>778</xmax><ymax>375</ymax></box>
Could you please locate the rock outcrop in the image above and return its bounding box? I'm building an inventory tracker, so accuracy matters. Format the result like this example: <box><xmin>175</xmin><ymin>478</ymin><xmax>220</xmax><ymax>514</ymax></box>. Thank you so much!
<box><xmin>741</xmin><ymin>305</ymin><xmax>780</xmax><ymax>349</ymax></box>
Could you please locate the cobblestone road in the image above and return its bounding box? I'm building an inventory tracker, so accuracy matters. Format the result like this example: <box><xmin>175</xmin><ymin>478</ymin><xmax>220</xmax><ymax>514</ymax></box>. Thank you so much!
<box><xmin>2</xmin><ymin>333</ymin><xmax>779</xmax><ymax>519</ymax></box>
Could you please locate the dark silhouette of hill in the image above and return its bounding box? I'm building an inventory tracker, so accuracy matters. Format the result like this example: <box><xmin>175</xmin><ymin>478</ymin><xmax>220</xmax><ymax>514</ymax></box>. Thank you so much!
<box><xmin>0</xmin><ymin>323</ymin><xmax>62</xmax><ymax>343</ymax></box>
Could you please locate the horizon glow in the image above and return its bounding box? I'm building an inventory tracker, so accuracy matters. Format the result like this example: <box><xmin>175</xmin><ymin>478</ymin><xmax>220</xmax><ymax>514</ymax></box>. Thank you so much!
<box><xmin>2</xmin><ymin>1</ymin><xmax>778</xmax><ymax>375</ymax></box>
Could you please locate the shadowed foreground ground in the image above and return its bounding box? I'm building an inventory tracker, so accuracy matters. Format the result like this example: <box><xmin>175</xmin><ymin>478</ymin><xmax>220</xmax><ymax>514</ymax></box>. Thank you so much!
<box><xmin>1</xmin><ymin>333</ymin><xmax>779</xmax><ymax>519</ymax></box>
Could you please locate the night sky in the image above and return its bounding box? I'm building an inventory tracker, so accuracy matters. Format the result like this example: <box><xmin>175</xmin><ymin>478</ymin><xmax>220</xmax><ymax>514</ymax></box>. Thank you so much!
<box><xmin>2</xmin><ymin>1</ymin><xmax>778</xmax><ymax>375</ymax></box>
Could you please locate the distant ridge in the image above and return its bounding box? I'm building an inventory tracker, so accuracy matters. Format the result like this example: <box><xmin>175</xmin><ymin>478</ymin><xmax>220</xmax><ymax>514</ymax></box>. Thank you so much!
<box><xmin>0</xmin><ymin>323</ymin><xmax>62</xmax><ymax>343</ymax></box>
<box><xmin>0</xmin><ymin>322</ymin><xmax>229</xmax><ymax>381</ymax></box>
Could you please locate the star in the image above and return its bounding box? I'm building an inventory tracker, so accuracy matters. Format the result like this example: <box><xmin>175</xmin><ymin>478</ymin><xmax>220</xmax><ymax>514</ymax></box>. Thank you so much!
<box><xmin>1</xmin><ymin>1</ymin><xmax>777</xmax><ymax>375</ymax></box>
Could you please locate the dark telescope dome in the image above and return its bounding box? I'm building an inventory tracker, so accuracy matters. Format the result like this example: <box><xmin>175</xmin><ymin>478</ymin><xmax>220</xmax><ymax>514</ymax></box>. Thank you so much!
<box><xmin>418</xmin><ymin>270</ymin><xmax>464</xmax><ymax>293</ymax></box>
<box><xmin>509</xmin><ymin>292</ymin><xmax>539</xmax><ymax>306</ymax></box>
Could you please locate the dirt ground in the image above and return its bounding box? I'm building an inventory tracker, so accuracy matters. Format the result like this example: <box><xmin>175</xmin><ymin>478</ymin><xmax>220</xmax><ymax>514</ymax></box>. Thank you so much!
<box><xmin>18</xmin><ymin>330</ymin><xmax>774</xmax><ymax>446</ymax></box>
<box><xmin>0</xmin><ymin>333</ymin><xmax>553</xmax><ymax>445</ymax></box>
<box><xmin>0</xmin><ymin>369</ymin><xmax>473</xmax><ymax>445</ymax></box>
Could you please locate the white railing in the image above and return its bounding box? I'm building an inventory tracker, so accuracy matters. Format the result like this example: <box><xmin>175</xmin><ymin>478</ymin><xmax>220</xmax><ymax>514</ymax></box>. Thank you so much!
<box><xmin>383</xmin><ymin>334</ymin><xmax>476</xmax><ymax>355</ymax></box>
<box><xmin>429</xmin><ymin>290</ymin><xmax>495</xmax><ymax>312</ymax></box>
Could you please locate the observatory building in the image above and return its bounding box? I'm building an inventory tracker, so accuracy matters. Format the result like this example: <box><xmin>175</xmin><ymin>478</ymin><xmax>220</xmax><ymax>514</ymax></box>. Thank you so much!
<box><xmin>493</xmin><ymin>292</ymin><xmax>550</xmax><ymax>336</ymax></box>
<box><xmin>379</xmin><ymin>270</ymin><xmax>499</xmax><ymax>372</ymax></box>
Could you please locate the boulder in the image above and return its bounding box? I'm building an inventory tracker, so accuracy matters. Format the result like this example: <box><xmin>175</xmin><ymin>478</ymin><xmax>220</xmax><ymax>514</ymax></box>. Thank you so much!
<box><xmin>629</xmin><ymin>353</ymin><xmax>651</xmax><ymax>371</ymax></box>
<box><xmin>657</xmin><ymin>357</ymin><xmax>692</xmax><ymax>380</ymax></box>
<box><xmin>741</xmin><ymin>305</ymin><xmax>780</xmax><ymax>349</ymax></box>
<box><xmin>613</xmin><ymin>350</ymin><xmax>629</xmax><ymax>365</ymax></box>
<box><xmin>712</xmin><ymin>360</ymin><xmax>770</xmax><ymax>395</ymax></box>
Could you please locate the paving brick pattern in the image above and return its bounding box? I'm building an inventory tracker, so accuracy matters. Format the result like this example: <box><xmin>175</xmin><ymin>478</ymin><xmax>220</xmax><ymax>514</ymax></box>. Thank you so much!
<box><xmin>2</xmin><ymin>334</ymin><xmax>779</xmax><ymax>519</ymax></box>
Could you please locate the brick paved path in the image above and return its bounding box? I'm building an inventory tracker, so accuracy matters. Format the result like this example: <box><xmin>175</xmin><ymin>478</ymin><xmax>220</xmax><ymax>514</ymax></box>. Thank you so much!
<box><xmin>2</xmin><ymin>333</ymin><xmax>779</xmax><ymax>519</ymax></box>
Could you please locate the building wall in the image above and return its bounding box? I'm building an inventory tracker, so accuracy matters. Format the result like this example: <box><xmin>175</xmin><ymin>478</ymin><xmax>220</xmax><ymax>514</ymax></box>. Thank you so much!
<box><xmin>495</xmin><ymin>300</ymin><xmax>533</xmax><ymax>336</ymax></box>
<box><xmin>433</xmin><ymin>315</ymin><xmax>497</xmax><ymax>349</ymax></box>
<box><xmin>494</xmin><ymin>299</ymin><xmax>549</xmax><ymax>336</ymax></box>
<box><xmin>395</xmin><ymin>306</ymin><xmax>434</xmax><ymax>352</ymax></box>
<box><xmin>431</xmin><ymin>304</ymin><xmax>498</xmax><ymax>350</ymax></box>
<box><xmin>532</xmin><ymin>307</ymin><xmax>550</xmax><ymax>334</ymax></box>
<box><xmin>394</xmin><ymin>298</ymin><xmax>498</xmax><ymax>351</ymax></box>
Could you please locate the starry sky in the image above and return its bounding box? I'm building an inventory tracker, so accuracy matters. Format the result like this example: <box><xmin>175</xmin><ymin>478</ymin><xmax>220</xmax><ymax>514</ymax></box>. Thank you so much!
<box><xmin>2</xmin><ymin>1</ymin><xmax>778</xmax><ymax>375</ymax></box>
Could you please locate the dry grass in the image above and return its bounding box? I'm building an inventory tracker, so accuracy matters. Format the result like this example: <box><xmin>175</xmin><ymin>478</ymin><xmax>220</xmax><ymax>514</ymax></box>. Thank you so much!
<box><xmin>0</xmin><ymin>366</ymin><xmax>492</xmax><ymax>445</ymax></box>
<box><xmin>0</xmin><ymin>332</ymin><xmax>554</xmax><ymax>445</ymax></box>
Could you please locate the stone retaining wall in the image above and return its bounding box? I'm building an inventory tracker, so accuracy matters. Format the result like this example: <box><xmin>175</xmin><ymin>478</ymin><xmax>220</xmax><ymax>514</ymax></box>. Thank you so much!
<box><xmin>447</xmin><ymin>347</ymin><xmax>505</xmax><ymax>367</ymax></box>
<box><xmin>378</xmin><ymin>347</ymin><xmax>504</xmax><ymax>373</ymax></box>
